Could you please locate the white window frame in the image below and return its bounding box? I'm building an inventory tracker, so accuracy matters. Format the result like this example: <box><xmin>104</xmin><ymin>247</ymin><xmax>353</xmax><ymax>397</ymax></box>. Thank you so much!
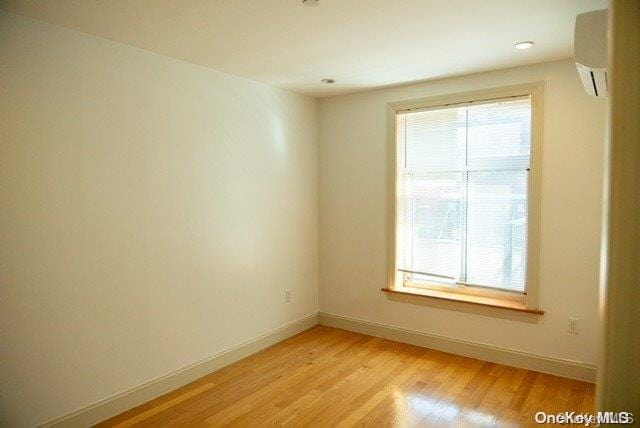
<box><xmin>386</xmin><ymin>83</ymin><xmax>544</xmax><ymax>310</ymax></box>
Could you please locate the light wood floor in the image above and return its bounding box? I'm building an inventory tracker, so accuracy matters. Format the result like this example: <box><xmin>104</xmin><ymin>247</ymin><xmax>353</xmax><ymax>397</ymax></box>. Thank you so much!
<box><xmin>98</xmin><ymin>326</ymin><xmax>594</xmax><ymax>427</ymax></box>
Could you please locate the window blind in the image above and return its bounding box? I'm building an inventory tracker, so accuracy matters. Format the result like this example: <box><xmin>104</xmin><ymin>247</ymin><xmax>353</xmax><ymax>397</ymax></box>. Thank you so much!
<box><xmin>396</xmin><ymin>96</ymin><xmax>531</xmax><ymax>292</ymax></box>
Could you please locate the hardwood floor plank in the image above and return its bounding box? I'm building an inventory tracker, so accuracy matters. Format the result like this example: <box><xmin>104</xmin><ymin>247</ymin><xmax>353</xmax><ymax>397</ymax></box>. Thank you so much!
<box><xmin>98</xmin><ymin>326</ymin><xmax>594</xmax><ymax>427</ymax></box>
<box><xmin>112</xmin><ymin>383</ymin><xmax>215</xmax><ymax>428</ymax></box>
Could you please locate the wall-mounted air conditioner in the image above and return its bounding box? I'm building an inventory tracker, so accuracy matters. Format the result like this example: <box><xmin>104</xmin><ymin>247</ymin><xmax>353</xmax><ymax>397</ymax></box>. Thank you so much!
<box><xmin>575</xmin><ymin>9</ymin><xmax>608</xmax><ymax>98</ymax></box>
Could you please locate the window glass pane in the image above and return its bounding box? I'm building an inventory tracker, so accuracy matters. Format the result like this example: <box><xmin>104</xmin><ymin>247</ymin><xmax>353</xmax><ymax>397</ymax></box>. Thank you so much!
<box><xmin>467</xmin><ymin>98</ymin><xmax>531</xmax><ymax>169</ymax></box>
<box><xmin>404</xmin><ymin>108</ymin><xmax>465</xmax><ymax>171</ymax></box>
<box><xmin>397</xmin><ymin>171</ymin><xmax>462</xmax><ymax>279</ymax></box>
<box><xmin>465</xmin><ymin>170</ymin><xmax>528</xmax><ymax>291</ymax></box>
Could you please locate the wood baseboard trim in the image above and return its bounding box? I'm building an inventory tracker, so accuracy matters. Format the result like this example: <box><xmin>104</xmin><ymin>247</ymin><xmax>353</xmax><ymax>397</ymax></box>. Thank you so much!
<box><xmin>42</xmin><ymin>313</ymin><xmax>319</xmax><ymax>428</ymax></box>
<box><xmin>318</xmin><ymin>311</ymin><xmax>595</xmax><ymax>383</ymax></box>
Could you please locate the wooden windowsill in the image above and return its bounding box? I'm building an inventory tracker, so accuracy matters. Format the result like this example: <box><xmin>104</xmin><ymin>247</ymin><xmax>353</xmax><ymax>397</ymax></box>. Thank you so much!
<box><xmin>381</xmin><ymin>287</ymin><xmax>544</xmax><ymax>315</ymax></box>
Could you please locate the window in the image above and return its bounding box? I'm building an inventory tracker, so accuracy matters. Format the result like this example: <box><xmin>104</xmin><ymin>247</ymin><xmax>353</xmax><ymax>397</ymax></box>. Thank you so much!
<box><xmin>388</xmin><ymin>84</ymin><xmax>543</xmax><ymax>309</ymax></box>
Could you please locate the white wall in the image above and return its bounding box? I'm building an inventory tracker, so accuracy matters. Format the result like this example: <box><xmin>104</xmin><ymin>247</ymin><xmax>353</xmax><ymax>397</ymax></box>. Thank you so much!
<box><xmin>0</xmin><ymin>12</ymin><xmax>318</xmax><ymax>426</ymax></box>
<box><xmin>597</xmin><ymin>0</ymin><xmax>640</xmax><ymax>414</ymax></box>
<box><xmin>318</xmin><ymin>60</ymin><xmax>605</xmax><ymax>366</ymax></box>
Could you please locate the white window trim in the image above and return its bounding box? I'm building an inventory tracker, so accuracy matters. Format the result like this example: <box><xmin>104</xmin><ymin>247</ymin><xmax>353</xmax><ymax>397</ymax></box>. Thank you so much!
<box><xmin>386</xmin><ymin>82</ymin><xmax>544</xmax><ymax>311</ymax></box>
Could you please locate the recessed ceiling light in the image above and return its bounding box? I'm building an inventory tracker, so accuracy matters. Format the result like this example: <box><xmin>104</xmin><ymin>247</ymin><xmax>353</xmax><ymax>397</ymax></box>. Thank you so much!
<box><xmin>302</xmin><ymin>0</ymin><xmax>318</xmax><ymax>6</ymax></box>
<box><xmin>321</xmin><ymin>78</ymin><xmax>335</xmax><ymax>84</ymax></box>
<box><xmin>514</xmin><ymin>41</ymin><xmax>534</xmax><ymax>50</ymax></box>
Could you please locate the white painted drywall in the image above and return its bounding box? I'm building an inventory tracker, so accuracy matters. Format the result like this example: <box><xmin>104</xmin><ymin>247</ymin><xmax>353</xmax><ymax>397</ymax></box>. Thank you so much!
<box><xmin>597</xmin><ymin>0</ymin><xmax>640</xmax><ymax>415</ymax></box>
<box><xmin>0</xmin><ymin>0</ymin><xmax>608</xmax><ymax>97</ymax></box>
<box><xmin>318</xmin><ymin>60</ymin><xmax>605</xmax><ymax>366</ymax></box>
<box><xmin>0</xmin><ymin>12</ymin><xmax>318</xmax><ymax>426</ymax></box>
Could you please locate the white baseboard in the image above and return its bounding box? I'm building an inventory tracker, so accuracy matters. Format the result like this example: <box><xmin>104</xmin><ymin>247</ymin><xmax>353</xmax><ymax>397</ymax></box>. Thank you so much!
<box><xmin>43</xmin><ymin>313</ymin><xmax>318</xmax><ymax>428</ymax></box>
<box><xmin>318</xmin><ymin>311</ymin><xmax>596</xmax><ymax>383</ymax></box>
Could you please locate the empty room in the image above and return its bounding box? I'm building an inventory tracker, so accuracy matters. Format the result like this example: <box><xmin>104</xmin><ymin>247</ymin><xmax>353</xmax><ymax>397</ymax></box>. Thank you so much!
<box><xmin>1</xmin><ymin>0</ymin><xmax>638</xmax><ymax>426</ymax></box>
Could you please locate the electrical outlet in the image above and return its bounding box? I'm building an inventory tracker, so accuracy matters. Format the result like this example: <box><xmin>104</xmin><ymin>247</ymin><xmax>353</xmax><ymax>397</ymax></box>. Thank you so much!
<box><xmin>568</xmin><ymin>316</ymin><xmax>580</xmax><ymax>335</ymax></box>
<box><xmin>285</xmin><ymin>289</ymin><xmax>292</xmax><ymax>304</ymax></box>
